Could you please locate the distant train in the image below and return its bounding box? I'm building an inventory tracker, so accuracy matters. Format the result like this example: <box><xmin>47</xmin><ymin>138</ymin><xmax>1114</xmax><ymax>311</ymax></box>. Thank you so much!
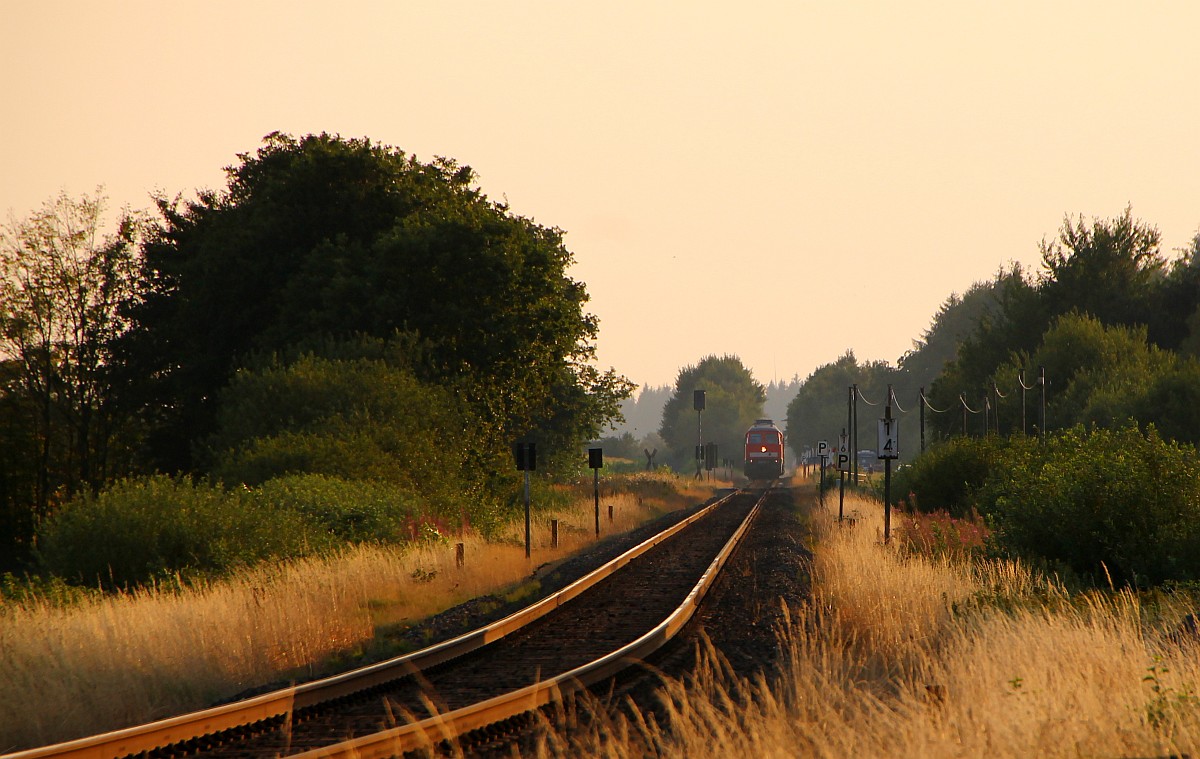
<box><xmin>744</xmin><ymin>418</ymin><xmax>785</xmax><ymax>479</ymax></box>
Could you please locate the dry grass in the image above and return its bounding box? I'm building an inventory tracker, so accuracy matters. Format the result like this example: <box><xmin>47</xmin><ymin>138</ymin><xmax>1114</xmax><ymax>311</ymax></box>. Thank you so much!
<box><xmin>0</xmin><ymin>473</ymin><xmax>712</xmax><ymax>751</ymax></box>
<box><xmin>543</xmin><ymin>488</ymin><xmax>1200</xmax><ymax>757</ymax></box>
<box><xmin>16</xmin><ymin>478</ymin><xmax>1193</xmax><ymax>757</ymax></box>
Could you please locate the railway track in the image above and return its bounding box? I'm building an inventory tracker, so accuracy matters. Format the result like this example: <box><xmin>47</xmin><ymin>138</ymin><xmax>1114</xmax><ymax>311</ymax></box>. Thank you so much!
<box><xmin>7</xmin><ymin>487</ymin><xmax>775</xmax><ymax>759</ymax></box>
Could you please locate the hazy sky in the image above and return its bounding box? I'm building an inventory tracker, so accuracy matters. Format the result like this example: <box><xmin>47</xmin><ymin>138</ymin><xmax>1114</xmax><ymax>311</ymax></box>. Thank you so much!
<box><xmin>4</xmin><ymin>2</ymin><xmax>1198</xmax><ymax>391</ymax></box>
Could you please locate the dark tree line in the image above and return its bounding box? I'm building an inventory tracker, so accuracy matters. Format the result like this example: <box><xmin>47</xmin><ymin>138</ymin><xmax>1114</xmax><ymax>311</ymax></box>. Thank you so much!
<box><xmin>785</xmin><ymin>209</ymin><xmax>1200</xmax><ymax>459</ymax></box>
<box><xmin>929</xmin><ymin>209</ymin><xmax>1200</xmax><ymax>441</ymax></box>
<box><xmin>0</xmin><ymin>133</ymin><xmax>632</xmax><ymax>571</ymax></box>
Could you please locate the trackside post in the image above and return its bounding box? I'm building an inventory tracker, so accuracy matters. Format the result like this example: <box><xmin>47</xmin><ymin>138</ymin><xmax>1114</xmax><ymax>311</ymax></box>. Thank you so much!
<box><xmin>816</xmin><ymin>439</ymin><xmax>829</xmax><ymax>506</ymax></box>
<box><xmin>589</xmin><ymin>447</ymin><xmax>603</xmax><ymax>536</ymax></box>
<box><xmin>837</xmin><ymin>429</ymin><xmax>849</xmax><ymax>522</ymax></box>
<box><xmin>513</xmin><ymin>442</ymin><xmax>537</xmax><ymax>558</ymax></box>
<box><xmin>878</xmin><ymin>385</ymin><xmax>899</xmax><ymax>543</ymax></box>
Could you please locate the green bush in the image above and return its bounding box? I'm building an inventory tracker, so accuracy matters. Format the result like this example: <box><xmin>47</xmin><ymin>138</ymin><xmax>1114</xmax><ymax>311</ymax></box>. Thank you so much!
<box><xmin>892</xmin><ymin>435</ymin><xmax>1013</xmax><ymax>517</ymax></box>
<box><xmin>36</xmin><ymin>472</ymin><xmax>491</xmax><ymax>589</ymax></box>
<box><xmin>978</xmin><ymin>426</ymin><xmax>1200</xmax><ymax>586</ymax></box>
<box><xmin>36</xmin><ymin>476</ymin><xmax>329</xmax><ymax>588</ymax></box>
<box><xmin>0</xmin><ymin>572</ymin><xmax>101</xmax><ymax>607</ymax></box>
<box><xmin>215</xmin><ymin>427</ymin><xmax>404</xmax><ymax>487</ymax></box>
<box><xmin>253</xmin><ymin>474</ymin><xmax>429</xmax><ymax>543</ymax></box>
<box><xmin>207</xmin><ymin>352</ymin><xmax>501</xmax><ymax>517</ymax></box>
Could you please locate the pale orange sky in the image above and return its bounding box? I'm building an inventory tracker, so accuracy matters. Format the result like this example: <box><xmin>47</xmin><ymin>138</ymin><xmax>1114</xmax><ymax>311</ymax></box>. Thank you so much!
<box><xmin>3</xmin><ymin>1</ymin><xmax>1198</xmax><ymax>390</ymax></box>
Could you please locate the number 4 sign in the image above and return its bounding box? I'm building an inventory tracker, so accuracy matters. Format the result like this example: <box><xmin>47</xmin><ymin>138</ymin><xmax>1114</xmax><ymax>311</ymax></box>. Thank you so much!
<box><xmin>878</xmin><ymin>418</ymin><xmax>899</xmax><ymax>459</ymax></box>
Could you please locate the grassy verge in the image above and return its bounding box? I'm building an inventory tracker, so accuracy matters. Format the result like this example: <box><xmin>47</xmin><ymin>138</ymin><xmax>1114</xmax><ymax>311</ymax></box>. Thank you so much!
<box><xmin>542</xmin><ymin>487</ymin><xmax>1200</xmax><ymax>757</ymax></box>
<box><xmin>0</xmin><ymin>473</ymin><xmax>715</xmax><ymax>751</ymax></box>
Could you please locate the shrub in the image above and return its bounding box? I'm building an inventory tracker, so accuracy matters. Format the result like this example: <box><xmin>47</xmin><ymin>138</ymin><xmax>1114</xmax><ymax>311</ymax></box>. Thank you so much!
<box><xmin>207</xmin><ymin>353</ymin><xmax>484</xmax><ymax>502</ymax></box>
<box><xmin>979</xmin><ymin>426</ymin><xmax>1200</xmax><ymax>586</ymax></box>
<box><xmin>215</xmin><ymin>427</ymin><xmax>404</xmax><ymax>487</ymax></box>
<box><xmin>252</xmin><ymin>474</ymin><xmax>432</xmax><ymax>543</ymax></box>
<box><xmin>37</xmin><ymin>476</ymin><xmax>329</xmax><ymax>588</ymax></box>
<box><xmin>891</xmin><ymin>435</ymin><xmax>1012</xmax><ymax>517</ymax></box>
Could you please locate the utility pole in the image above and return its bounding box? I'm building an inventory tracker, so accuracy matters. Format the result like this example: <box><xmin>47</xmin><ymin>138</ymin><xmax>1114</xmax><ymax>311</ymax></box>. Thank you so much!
<box><xmin>838</xmin><ymin>428</ymin><xmax>848</xmax><ymax>522</ymax></box>
<box><xmin>1039</xmin><ymin>366</ymin><xmax>1047</xmax><ymax>443</ymax></box>
<box><xmin>919</xmin><ymin>386</ymin><xmax>926</xmax><ymax>453</ymax></box>
<box><xmin>1020</xmin><ymin>371</ymin><xmax>1027</xmax><ymax>436</ymax></box>
<box><xmin>847</xmin><ymin>385</ymin><xmax>853</xmax><ymax>467</ymax></box>
<box><xmin>513</xmin><ymin>442</ymin><xmax>536</xmax><ymax>559</ymax></box>
<box><xmin>851</xmin><ymin>383</ymin><xmax>859</xmax><ymax>485</ymax></box>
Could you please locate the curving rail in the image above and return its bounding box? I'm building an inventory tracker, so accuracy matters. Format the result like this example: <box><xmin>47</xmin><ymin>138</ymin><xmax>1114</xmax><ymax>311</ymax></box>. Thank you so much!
<box><xmin>5</xmin><ymin>488</ymin><xmax>759</xmax><ymax>759</ymax></box>
<box><xmin>290</xmin><ymin>487</ymin><xmax>767</xmax><ymax>758</ymax></box>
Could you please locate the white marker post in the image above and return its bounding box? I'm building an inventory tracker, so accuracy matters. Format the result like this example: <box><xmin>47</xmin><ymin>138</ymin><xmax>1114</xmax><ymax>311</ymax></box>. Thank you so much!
<box><xmin>878</xmin><ymin>386</ymin><xmax>900</xmax><ymax>542</ymax></box>
<box><xmin>816</xmin><ymin>440</ymin><xmax>829</xmax><ymax>505</ymax></box>
<box><xmin>836</xmin><ymin>430</ymin><xmax>850</xmax><ymax>522</ymax></box>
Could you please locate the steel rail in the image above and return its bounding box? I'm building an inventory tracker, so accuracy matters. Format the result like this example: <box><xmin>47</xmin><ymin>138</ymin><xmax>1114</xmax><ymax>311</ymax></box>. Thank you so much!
<box><xmin>289</xmin><ymin>487</ymin><xmax>770</xmax><ymax>759</ymax></box>
<box><xmin>4</xmin><ymin>490</ymin><xmax>743</xmax><ymax>759</ymax></box>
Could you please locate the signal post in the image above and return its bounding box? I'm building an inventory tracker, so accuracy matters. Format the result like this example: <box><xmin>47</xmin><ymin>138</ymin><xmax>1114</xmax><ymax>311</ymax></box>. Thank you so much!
<box><xmin>836</xmin><ymin>430</ymin><xmax>850</xmax><ymax>522</ymax></box>
<box><xmin>878</xmin><ymin>385</ymin><xmax>899</xmax><ymax>542</ymax></box>
<box><xmin>588</xmin><ymin>447</ymin><xmax>603</xmax><ymax>536</ymax></box>
<box><xmin>815</xmin><ymin>439</ymin><xmax>829</xmax><ymax>506</ymax></box>
<box><xmin>513</xmin><ymin>442</ymin><xmax>536</xmax><ymax>558</ymax></box>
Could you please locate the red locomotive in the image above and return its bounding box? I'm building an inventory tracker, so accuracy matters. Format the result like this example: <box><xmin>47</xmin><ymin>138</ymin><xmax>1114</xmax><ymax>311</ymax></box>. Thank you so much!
<box><xmin>744</xmin><ymin>418</ymin><xmax>785</xmax><ymax>479</ymax></box>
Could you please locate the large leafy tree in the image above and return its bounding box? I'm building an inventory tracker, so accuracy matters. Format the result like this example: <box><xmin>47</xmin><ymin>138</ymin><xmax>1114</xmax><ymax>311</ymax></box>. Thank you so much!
<box><xmin>0</xmin><ymin>192</ymin><xmax>142</xmax><ymax>565</ymax></box>
<box><xmin>659</xmin><ymin>355</ymin><xmax>765</xmax><ymax>471</ymax></box>
<box><xmin>122</xmin><ymin>132</ymin><xmax>629</xmax><ymax>472</ymax></box>
<box><xmin>1039</xmin><ymin>208</ymin><xmax>1164</xmax><ymax>329</ymax></box>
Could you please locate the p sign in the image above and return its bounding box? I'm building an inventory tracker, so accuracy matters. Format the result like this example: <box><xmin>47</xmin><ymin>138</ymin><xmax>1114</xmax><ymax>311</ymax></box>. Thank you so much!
<box><xmin>836</xmin><ymin>451</ymin><xmax>850</xmax><ymax>472</ymax></box>
<box><xmin>878</xmin><ymin>418</ymin><xmax>899</xmax><ymax>459</ymax></box>
<box><xmin>816</xmin><ymin>440</ymin><xmax>829</xmax><ymax>460</ymax></box>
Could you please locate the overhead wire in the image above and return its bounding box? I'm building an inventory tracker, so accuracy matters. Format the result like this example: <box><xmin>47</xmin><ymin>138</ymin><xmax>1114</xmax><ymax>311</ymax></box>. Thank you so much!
<box><xmin>855</xmin><ymin>386</ymin><xmax>880</xmax><ymax>406</ymax></box>
<box><xmin>842</xmin><ymin>369</ymin><xmax>1045</xmax><ymax>442</ymax></box>
<box><xmin>921</xmin><ymin>392</ymin><xmax>952</xmax><ymax>414</ymax></box>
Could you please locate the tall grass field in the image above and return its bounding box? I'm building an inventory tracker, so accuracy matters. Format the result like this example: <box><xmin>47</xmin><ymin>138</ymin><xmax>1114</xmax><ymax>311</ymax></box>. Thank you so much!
<box><xmin>535</xmin><ymin>489</ymin><xmax>1200</xmax><ymax>757</ymax></box>
<box><xmin>8</xmin><ymin>481</ymin><xmax>1198</xmax><ymax>756</ymax></box>
<box><xmin>0</xmin><ymin>473</ymin><xmax>711</xmax><ymax>751</ymax></box>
